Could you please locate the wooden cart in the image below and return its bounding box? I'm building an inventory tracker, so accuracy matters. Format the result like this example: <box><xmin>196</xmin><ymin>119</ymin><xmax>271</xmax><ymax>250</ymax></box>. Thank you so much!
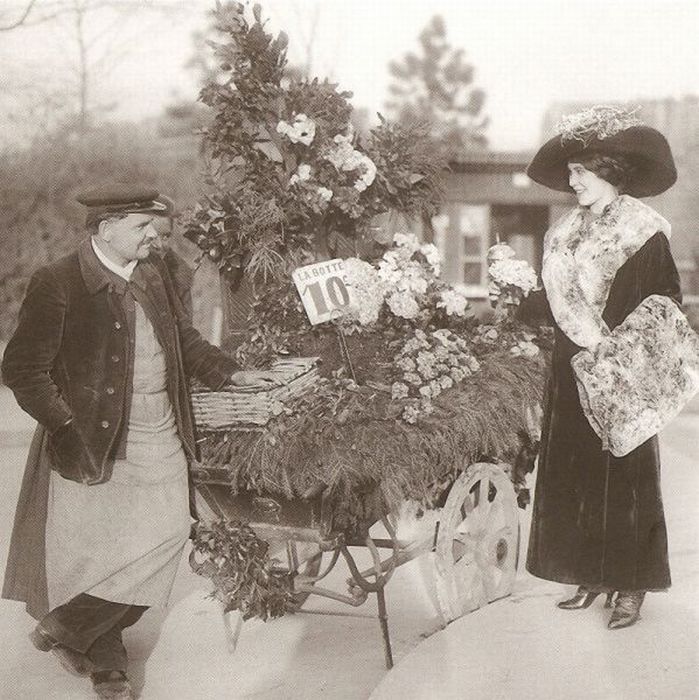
<box><xmin>191</xmin><ymin>457</ymin><xmax>521</xmax><ymax>670</ymax></box>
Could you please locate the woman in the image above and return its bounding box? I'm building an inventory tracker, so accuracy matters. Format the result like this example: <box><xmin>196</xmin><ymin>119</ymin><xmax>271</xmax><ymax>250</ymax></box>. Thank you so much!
<box><xmin>524</xmin><ymin>107</ymin><xmax>699</xmax><ymax>630</ymax></box>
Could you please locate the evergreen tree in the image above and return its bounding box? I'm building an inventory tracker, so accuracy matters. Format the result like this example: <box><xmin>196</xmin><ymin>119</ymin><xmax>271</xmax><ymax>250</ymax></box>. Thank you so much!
<box><xmin>386</xmin><ymin>15</ymin><xmax>488</xmax><ymax>154</ymax></box>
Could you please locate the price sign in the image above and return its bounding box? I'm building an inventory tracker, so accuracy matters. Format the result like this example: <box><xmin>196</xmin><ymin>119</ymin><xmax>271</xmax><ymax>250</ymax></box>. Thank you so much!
<box><xmin>292</xmin><ymin>258</ymin><xmax>353</xmax><ymax>325</ymax></box>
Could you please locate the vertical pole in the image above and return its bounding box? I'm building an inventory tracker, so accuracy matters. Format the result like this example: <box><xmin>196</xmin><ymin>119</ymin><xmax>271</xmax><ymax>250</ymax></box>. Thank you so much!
<box><xmin>333</xmin><ymin>321</ymin><xmax>357</xmax><ymax>384</ymax></box>
<box><xmin>375</xmin><ymin>588</ymin><xmax>394</xmax><ymax>669</ymax></box>
<box><xmin>222</xmin><ymin>609</ymin><xmax>243</xmax><ymax>654</ymax></box>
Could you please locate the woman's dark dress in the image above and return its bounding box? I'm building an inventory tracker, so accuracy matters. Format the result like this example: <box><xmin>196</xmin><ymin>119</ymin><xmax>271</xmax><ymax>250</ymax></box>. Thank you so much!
<box><xmin>526</xmin><ymin>231</ymin><xmax>681</xmax><ymax>591</ymax></box>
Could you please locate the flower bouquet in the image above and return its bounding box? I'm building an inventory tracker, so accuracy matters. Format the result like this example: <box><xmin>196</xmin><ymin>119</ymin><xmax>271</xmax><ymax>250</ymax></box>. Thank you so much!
<box><xmin>487</xmin><ymin>242</ymin><xmax>539</xmax><ymax>315</ymax></box>
<box><xmin>181</xmin><ymin>2</ymin><xmax>443</xmax><ymax>287</ymax></box>
<box><xmin>187</xmin><ymin>3</ymin><xmax>550</xmax><ymax>621</ymax></box>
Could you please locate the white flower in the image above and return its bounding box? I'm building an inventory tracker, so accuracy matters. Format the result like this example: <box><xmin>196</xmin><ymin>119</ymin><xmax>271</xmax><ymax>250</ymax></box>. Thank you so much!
<box><xmin>428</xmin><ymin>379</ymin><xmax>442</xmax><ymax>397</ymax></box>
<box><xmin>353</xmin><ymin>154</ymin><xmax>377</xmax><ymax>191</ymax></box>
<box><xmin>402</xmin><ymin>403</ymin><xmax>419</xmax><ymax>424</ymax></box>
<box><xmin>289</xmin><ymin>164</ymin><xmax>311</xmax><ymax>185</ymax></box>
<box><xmin>488</xmin><ymin>252</ymin><xmax>538</xmax><ymax>308</ymax></box>
<box><xmin>393</xmin><ymin>232</ymin><xmax>420</xmax><ymax>254</ymax></box>
<box><xmin>414</xmin><ymin>329</ymin><xmax>428</xmax><ymax>343</ymax></box>
<box><xmin>386</xmin><ymin>291</ymin><xmax>420</xmax><ymax>319</ymax></box>
<box><xmin>420</xmin><ymin>243</ymin><xmax>441</xmax><ymax>273</ymax></box>
<box><xmin>391</xmin><ymin>382</ymin><xmax>409</xmax><ymax>400</ymax></box>
<box><xmin>416</xmin><ymin>351</ymin><xmax>436</xmax><ymax>368</ymax></box>
<box><xmin>450</xmin><ymin>367</ymin><xmax>466</xmax><ymax>382</ymax></box>
<box><xmin>437</xmin><ymin>286</ymin><xmax>471</xmax><ymax>317</ymax></box>
<box><xmin>488</xmin><ymin>243</ymin><xmax>516</xmax><ymax>262</ymax></box>
<box><xmin>342</xmin><ymin>257</ymin><xmax>385</xmax><ymax>325</ymax></box>
<box><xmin>439</xmin><ymin>375</ymin><xmax>454</xmax><ymax>390</ymax></box>
<box><xmin>324</xmin><ymin>135</ymin><xmax>375</xmax><ymax>189</ymax></box>
<box><xmin>404</xmin><ymin>372</ymin><xmax>422</xmax><ymax>386</ymax></box>
<box><xmin>396</xmin><ymin>356</ymin><xmax>416</xmax><ymax>372</ymax></box>
<box><xmin>431</xmin><ymin>329</ymin><xmax>452</xmax><ymax>345</ymax></box>
<box><xmin>276</xmin><ymin>114</ymin><xmax>316</xmax><ymax>146</ymax></box>
<box><xmin>417</xmin><ymin>364</ymin><xmax>437</xmax><ymax>380</ymax></box>
<box><xmin>419</xmin><ymin>398</ymin><xmax>434</xmax><ymax>415</ymax></box>
<box><xmin>512</xmin><ymin>340</ymin><xmax>540</xmax><ymax>357</ymax></box>
<box><xmin>317</xmin><ymin>186</ymin><xmax>334</xmax><ymax>202</ymax></box>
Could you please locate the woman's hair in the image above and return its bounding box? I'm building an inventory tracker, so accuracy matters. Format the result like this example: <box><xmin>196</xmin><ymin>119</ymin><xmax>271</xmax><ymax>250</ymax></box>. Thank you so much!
<box><xmin>573</xmin><ymin>152</ymin><xmax>637</xmax><ymax>193</ymax></box>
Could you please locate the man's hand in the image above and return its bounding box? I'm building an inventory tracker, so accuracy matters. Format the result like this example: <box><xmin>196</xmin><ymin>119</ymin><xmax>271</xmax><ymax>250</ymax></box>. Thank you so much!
<box><xmin>229</xmin><ymin>370</ymin><xmax>284</xmax><ymax>388</ymax></box>
<box><xmin>48</xmin><ymin>421</ymin><xmax>91</xmax><ymax>482</ymax></box>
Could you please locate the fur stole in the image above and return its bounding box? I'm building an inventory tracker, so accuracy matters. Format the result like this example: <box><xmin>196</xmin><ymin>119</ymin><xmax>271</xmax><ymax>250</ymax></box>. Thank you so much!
<box><xmin>542</xmin><ymin>194</ymin><xmax>670</xmax><ymax>349</ymax></box>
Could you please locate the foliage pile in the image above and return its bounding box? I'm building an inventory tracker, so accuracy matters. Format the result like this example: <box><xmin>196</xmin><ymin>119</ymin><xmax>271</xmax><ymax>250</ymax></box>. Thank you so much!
<box><xmin>181</xmin><ymin>1</ymin><xmax>444</xmax><ymax>287</ymax></box>
<box><xmin>191</xmin><ymin>518</ymin><xmax>293</xmax><ymax>620</ymax></box>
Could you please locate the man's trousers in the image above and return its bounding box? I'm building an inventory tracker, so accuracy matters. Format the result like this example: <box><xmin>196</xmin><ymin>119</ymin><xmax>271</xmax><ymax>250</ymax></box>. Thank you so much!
<box><xmin>38</xmin><ymin>593</ymin><xmax>148</xmax><ymax>672</ymax></box>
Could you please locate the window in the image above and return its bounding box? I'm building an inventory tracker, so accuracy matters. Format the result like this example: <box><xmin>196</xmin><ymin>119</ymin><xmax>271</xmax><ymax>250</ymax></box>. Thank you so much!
<box><xmin>458</xmin><ymin>205</ymin><xmax>490</xmax><ymax>296</ymax></box>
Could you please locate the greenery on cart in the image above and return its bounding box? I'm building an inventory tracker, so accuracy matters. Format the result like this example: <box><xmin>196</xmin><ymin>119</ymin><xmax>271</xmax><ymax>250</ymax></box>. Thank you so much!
<box><xmin>190</xmin><ymin>519</ymin><xmax>294</xmax><ymax>621</ymax></box>
<box><xmin>186</xmin><ymin>2</ymin><xmax>548</xmax><ymax>623</ymax></box>
<box><xmin>194</xmin><ymin>231</ymin><xmax>547</xmax><ymax>535</ymax></box>
<box><xmin>181</xmin><ymin>1</ymin><xmax>443</xmax><ymax>284</ymax></box>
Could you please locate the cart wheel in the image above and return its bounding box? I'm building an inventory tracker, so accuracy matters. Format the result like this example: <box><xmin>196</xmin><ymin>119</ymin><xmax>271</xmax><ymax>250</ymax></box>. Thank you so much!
<box><xmin>434</xmin><ymin>462</ymin><xmax>520</xmax><ymax>624</ymax></box>
<box><xmin>287</xmin><ymin>548</ymin><xmax>323</xmax><ymax>612</ymax></box>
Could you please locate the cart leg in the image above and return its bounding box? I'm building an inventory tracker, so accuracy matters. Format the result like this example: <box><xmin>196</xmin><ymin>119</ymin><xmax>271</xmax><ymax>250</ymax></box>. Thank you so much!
<box><xmin>222</xmin><ymin>609</ymin><xmax>243</xmax><ymax>654</ymax></box>
<box><xmin>376</xmin><ymin>588</ymin><xmax>394</xmax><ymax>670</ymax></box>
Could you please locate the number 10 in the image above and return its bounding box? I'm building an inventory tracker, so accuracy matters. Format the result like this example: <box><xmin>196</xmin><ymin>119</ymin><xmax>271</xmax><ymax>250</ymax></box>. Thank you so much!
<box><xmin>302</xmin><ymin>276</ymin><xmax>350</xmax><ymax>316</ymax></box>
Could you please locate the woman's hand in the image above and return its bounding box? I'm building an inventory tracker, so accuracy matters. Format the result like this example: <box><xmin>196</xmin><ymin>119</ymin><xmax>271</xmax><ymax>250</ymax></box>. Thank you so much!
<box><xmin>229</xmin><ymin>370</ymin><xmax>284</xmax><ymax>388</ymax></box>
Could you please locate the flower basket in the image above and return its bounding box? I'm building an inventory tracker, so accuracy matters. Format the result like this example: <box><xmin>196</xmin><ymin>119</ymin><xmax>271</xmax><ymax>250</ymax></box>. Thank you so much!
<box><xmin>191</xmin><ymin>357</ymin><xmax>320</xmax><ymax>429</ymax></box>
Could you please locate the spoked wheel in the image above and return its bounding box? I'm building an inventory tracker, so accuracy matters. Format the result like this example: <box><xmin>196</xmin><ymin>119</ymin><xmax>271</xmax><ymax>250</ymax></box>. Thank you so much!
<box><xmin>434</xmin><ymin>462</ymin><xmax>520</xmax><ymax>624</ymax></box>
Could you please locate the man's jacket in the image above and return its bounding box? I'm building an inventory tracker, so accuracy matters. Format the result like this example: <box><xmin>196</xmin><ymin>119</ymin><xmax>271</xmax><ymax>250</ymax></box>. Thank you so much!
<box><xmin>2</xmin><ymin>239</ymin><xmax>237</xmax><ymax>484</ymax></box>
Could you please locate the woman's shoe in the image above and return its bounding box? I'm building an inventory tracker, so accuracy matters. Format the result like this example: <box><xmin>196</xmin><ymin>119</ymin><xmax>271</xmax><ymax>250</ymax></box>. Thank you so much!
<box><xmin>608</xmin><ymin>591</ymin><xmax>645</xmax><ymax>630</ymax></box>
<box><xmin>557</xmin><ymin>586</ymin><xmax>603</xmax><ymax>609</ymax></box>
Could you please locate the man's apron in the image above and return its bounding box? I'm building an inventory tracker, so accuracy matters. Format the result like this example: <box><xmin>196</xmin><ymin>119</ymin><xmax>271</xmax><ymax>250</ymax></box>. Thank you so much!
<box><xmin>45</xmin><ymin>303</ymin><xmax>191</xmax><ymax>609</ymax></box>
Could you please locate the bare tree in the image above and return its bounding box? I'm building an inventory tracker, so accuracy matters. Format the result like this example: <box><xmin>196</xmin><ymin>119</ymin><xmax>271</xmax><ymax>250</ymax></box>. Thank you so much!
<box><xmin>1</xmin><ymin>0</ymin><xmax>186</xmax><ymax>135</ymax></box>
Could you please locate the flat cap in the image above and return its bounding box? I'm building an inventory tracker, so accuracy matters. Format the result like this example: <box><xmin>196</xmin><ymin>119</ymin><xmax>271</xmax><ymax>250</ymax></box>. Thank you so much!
<box><xmin>76</xmin><ymin>183</ymin><xmax>168</xmax><ymax>214</ymax></box>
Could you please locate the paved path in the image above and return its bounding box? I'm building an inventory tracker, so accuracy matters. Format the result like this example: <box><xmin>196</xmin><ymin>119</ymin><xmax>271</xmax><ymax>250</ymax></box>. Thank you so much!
<box><xmin>0</xmin><ymin>387</ymin><xmax>697</xmax><ymax>698</ymax></box>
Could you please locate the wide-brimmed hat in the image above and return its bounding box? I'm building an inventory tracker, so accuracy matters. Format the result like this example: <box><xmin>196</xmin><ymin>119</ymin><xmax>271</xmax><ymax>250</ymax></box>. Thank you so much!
<box><xmin>527</xmin><ymin>106</ymin><xmax>677</xmax><ymax>198</ymax></box>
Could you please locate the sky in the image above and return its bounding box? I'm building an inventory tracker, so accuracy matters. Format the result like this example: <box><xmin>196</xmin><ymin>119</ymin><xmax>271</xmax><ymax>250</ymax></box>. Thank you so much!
<box><xmin>1</xmin><ymin>0</ymin><xmax>699</xmax><ymax>149</ymax></box>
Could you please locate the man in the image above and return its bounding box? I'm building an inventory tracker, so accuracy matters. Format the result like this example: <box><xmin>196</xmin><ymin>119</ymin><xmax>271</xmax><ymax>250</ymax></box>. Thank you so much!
<box><xmin>149</xmin><ymin>193</ymin><xmax>196</xmax><ymax>322</ymax></box>
<box><xmin>2</xmin><ymin>184</ymin><xmax>275</xmax><ymax>699</ymax></box>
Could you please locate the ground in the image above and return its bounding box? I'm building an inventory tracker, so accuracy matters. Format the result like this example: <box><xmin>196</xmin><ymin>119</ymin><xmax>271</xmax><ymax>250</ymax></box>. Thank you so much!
<box><xmin>0</xmin><ymin>387</ymin><xmax>697</xmax><ymax>699</ymax></box>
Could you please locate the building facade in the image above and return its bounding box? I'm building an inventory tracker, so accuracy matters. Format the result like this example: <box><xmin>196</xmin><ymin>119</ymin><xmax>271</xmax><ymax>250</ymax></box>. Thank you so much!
<box><xmin>437</xmin><ymin>97</ymin><xmax>699</xmax><ymax>300</ymax></box>
<box><xmin>435</xmin><ymin>152</ymin><xmax>571</xmax><ymax>299</ymax></box>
